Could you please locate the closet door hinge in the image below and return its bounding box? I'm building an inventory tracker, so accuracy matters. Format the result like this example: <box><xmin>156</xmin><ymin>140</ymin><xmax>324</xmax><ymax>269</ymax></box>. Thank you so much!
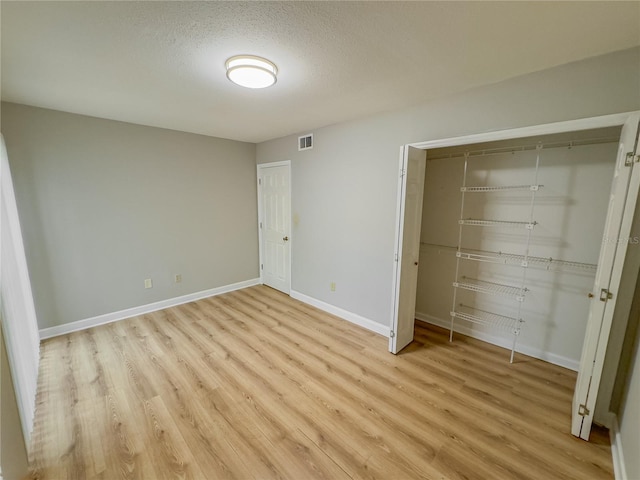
<box><xmin>400</xmin><ymin>169</ymin><xmax>406</xmax><ymax>178</ymax></box>
<box><xmin>261</xmin><ymin>264</ymin><xmax>263</xmax><ymax>270</ymax></box>
<box><xmin>578</xmin><ymin>403</ymin><xmax>590</xmax><ymax>417</ymax></box>
<box><xmin>625</xmin><ymin>152</ymin><xmax>639</xmax><ymax>166</ymax></box>
<box><xmin>390</xmin><ymin>330</ymin><xmax>395</xmax><ymax>338</ymax></box>
<box><xmin>600</xmin><ymin>288</ymin><xmax>613</xmax><ymax>302</ymax></box>
<box><xmin>394</xmin><ymin>253</ymin><xmax>399</xmax><ymax>262</ymax></box>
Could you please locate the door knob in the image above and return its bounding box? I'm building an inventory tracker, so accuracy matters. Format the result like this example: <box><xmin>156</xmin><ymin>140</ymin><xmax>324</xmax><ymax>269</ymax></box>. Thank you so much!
<box><xmin>283</xmin><ymin>236</ymin><xmax>289</xmax><ymax>242</ymax></box>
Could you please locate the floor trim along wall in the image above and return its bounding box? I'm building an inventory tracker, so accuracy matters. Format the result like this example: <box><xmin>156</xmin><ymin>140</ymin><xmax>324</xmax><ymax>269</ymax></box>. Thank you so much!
<box><xmin>39</xmin><ymin>278</ymin><xmax>261</xmax><ymax>340</ymax></box>
<box><xmin>415</xmin><ymin>312</ymin><xmax>579</xmax><ymax>371</ymax></box>
<box><xmin>290</xmin><ymin>290</ymin><xmax>390</xmax><ymax>337</ymax></box>
<box><xmin>609</xmin><ymin>414</ymin><xmax>628</xmax><ymax>480</ymax></box>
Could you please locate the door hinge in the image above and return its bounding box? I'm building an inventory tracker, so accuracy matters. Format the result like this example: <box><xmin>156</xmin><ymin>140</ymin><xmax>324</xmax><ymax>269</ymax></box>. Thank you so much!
<box><xmin>390</xmin><ymin>330</ymin><xmax>395</xmax><ymax>338</ymax></box>
<box><xmin>400</xmin><ymin>169</ymin><xmax>406</xmax><ymax>177</ymax></box>
<box><xmin>625</xmin><ymin>152</ymin><xmax>639</xmax><ymax>166</ymax></box>
<box><xmin>394</xmin><ymin>253</ymin><xmax>399</xmax><ymax>262</ymax></box>
<box><xmin>258</xmin><ymin>178</ymin><xmax>262</xmax><ymax>185</ymax></box>
<box><xmin>600</xmin><ymin>288</ymin><xmax>613</xmax><ymax>302</ymax></box>
<box><xmin>578</xmin><ymin>403</ymin><xmax>590</xmax><ymax>417</ymax></box>
<box><xmin>261</xmin><ymin>264</ymin><xmax>263</xmax><ymax>270</ymax></box>
<box><xmin>259</xmin><ymin>222</ymin><xmax>262</xmax><ymax>229</ymax></box>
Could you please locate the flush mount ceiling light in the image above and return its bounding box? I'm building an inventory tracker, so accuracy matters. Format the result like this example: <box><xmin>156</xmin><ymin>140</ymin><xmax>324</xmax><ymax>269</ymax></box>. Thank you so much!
<box><xmin>225</xmin><ymin>55</ymin><xmax>277</xmax><ymax>89</ymax></box>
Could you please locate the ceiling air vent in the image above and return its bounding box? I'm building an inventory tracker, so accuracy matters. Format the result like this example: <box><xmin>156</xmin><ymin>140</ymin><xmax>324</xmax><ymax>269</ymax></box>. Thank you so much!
<box><xmin>298</xmin><ymin>134</ymin><xmax>313</xmax><ymax>151</ymax></box>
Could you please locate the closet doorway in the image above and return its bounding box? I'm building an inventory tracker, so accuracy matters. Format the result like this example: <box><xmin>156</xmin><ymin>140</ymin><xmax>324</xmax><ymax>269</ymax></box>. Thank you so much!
<box><xmin>390</xmin><ymin>112</ymin><xmax>640</xmax><ymax>441</ymax></box>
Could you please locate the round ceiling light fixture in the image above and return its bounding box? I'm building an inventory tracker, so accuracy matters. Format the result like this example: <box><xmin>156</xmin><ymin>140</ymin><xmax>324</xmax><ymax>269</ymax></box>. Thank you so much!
<box><xmin>225</xmin><ymin>55</ymin><xmax>277</xmax><ymax>89</ymax></box>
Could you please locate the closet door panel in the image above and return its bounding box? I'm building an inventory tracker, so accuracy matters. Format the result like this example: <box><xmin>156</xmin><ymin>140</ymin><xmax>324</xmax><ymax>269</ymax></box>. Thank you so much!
<box><xmin>572</xmin><ymin>113</ymin><xmax>640</xmax><ymax>440</ymax></box>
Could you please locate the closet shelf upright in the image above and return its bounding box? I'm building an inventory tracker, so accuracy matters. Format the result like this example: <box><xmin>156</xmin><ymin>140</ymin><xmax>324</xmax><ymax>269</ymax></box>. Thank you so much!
<box><xmin>450</xmin><ymin>147</ymin><xmax>543</xmax><ymax>363</ymax></box>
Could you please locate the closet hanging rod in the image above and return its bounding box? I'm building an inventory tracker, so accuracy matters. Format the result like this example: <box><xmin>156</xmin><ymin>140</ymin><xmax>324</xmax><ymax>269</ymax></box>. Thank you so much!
<box><xmin>457</xmin><ymin>249</ymin><xmax>598</xmax><ymax>271</ymax></box>
<box><xmin>461</xmin><ymin>184</ymin><xmax>543</xmax><ymax>193</ymax></box>
<box><xmin>427</xmin><ymin>135</ymin><xmax>620</xmax><ymax>161</ymax></box>
<box><xmin>458</xmin><ymin>219</ymin><xmax>537</xmax><ymax>229</ymax></box>
<box><xmin>453</xmin><ymin>276</ymin><xmax>527</xmax><ymax>300</ymax></box>
<box><xmin>420</xmin><ymin>242</ymin><xmax>598</xmax><ymax>271</ymax></box>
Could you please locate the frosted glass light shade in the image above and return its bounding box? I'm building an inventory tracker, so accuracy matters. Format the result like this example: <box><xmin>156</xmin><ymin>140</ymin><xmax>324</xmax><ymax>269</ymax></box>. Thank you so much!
<box><xmin>225</xmin><ymin>55</ymin><xmax>277</xmax><ymax>89</ymax></box>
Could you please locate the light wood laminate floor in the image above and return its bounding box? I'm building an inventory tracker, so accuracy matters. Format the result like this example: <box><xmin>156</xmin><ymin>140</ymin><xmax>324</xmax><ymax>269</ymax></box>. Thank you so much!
<box><xmin>30</xmin><ymin>285</ymin><xmax>613</xmax><ymax>479</ymax></box>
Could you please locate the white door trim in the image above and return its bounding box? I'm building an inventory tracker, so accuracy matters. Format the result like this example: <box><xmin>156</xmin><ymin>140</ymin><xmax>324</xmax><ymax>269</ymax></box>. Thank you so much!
<box><xmin>0</xmin><ymin>135</ymin><xmax>40</xmax><ymax>446</ymax></box>
<box><xmin>409</xmin><ymin>111</ymin><xmax>636</xmax><ymax>151</ymax></box>
<box><xmin>257</xmin><ymin>161</ymin><xmax>292</xmax><ymax>293</ymax></box>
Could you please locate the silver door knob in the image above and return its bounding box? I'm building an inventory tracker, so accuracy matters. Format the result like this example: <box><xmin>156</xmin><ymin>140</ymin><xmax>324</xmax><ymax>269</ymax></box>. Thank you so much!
<box><xmin>283</xmin><ymin>236</ymin><xmax>289</xmax><ymax>242</ymax></box>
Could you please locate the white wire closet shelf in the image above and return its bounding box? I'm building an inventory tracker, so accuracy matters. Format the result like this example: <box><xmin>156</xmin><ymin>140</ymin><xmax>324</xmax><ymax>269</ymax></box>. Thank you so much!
<box><xmin>458</xmin><ymin>219</ymin><xmax>537</xmax><ymax>229</ymax></box>
<box><xmin>450</xmin><ymin>304</ymin><xmax>523</xmax><ymax>333</ymax></box>
<box><xmin>427</xmin><ymin>135</ymin><xmax>619</xmax><ymax>161</ymax></box>
<box><xmin>453</xmin><ymin>276</ymin><xmax>527</xmax><ymax>301</ymax></box>
<box><xmin>461</xmin><ymin>184</ymin><xmax>542</xmax><ymax>193</ymax></box>
<box><xmin>455</xmin><ymin>249</ymin><xmax>598</xmax><ymax>271</ymax></box>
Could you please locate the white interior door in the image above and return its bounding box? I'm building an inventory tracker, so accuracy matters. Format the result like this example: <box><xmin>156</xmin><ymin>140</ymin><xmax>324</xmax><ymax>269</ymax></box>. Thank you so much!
<box><xmin>572</xmin><ymin>113</ymin><xmax>640</xmax><ymax>440</ymax></box>
<box><xmin>390</xmin><ymin>146</ymin><xmax>426</xmax><ymax>354</ymax></box>
<box><xmin>258</xmin><ymin>162</ymin><xmax>291</xmax><ymax>294</ymax></box>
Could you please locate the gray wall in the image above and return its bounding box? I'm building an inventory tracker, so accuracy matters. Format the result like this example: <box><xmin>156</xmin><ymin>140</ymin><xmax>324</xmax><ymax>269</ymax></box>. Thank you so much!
<box><xmin>618</xmin><ymin>318</ymin><xmax>640</xmax><ymax>479</ymax></box>
<box><xmin>256</xmin><ymin>47</ymin><xmax>640</xmax><ymax>329</ymax></box>
<box><xmin>1</xmin><ymin>102</ymin><xmax>259</xmax><ymax>329</ymax></box>
<box><xmin>607</xmin><ymin>259</ymin><xmax>640</xmax><ymax>479</ymax></box>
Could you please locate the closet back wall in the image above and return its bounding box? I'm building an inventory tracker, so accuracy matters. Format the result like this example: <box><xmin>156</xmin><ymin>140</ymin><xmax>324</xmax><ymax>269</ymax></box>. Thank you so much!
<box><xmin>1</xmin><ymin>102</ymin><xmax>259</xmax><ymax>330</ymax></box>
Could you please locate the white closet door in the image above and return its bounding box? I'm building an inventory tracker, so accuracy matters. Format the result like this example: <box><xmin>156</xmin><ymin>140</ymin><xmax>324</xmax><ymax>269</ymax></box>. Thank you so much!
<box><xmin>572</xmin><ymin>113</ymin><xmax>640</xmax><ymax>440</ymax></box>
<box><xmin>390</xmin><ymin>146</ymin><xmax>426</xmax><ymax>354</ymax></box>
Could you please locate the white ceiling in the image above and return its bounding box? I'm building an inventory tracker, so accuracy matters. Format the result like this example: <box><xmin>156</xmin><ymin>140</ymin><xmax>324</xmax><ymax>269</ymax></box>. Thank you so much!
<box><xmin>2</xmin><ymin>1</ymin><xmax>639</xmax><ymax>143</ymax></box>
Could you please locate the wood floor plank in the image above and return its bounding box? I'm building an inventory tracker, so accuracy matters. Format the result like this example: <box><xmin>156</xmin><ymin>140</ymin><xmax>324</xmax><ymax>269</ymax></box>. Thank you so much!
<box><xmin>30</xmin><ymin>285</ymin><xmax>614</xmax><ymax>479</ymax></box>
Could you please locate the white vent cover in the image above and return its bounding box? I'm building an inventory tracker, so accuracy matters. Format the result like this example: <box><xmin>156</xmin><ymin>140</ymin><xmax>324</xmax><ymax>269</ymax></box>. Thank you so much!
<box><xmin>298</xmin><ymin>134</ymin><xmax>313</xmax><ymax>151</ymax></box>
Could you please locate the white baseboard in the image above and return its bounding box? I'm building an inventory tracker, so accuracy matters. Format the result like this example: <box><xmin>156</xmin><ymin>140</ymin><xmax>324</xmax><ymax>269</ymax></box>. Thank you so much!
<box><xmin>290</xmin><ymin>290</ymin><xmax>390</xmax><ymax>337</ymax></box>
<box><xmin>610</xmin><ymin>414</ymin><xmax>628</xmax><ymax>480</ymax></box>
<box><xmin>415</xmin><ymin>312</ymin><xmax>579</xmax><ymax>371</ymax></box>
<box><xmin>39</xmin><ymin>278</ymin><xmax>261</xmax><ymax>339</ymax></box>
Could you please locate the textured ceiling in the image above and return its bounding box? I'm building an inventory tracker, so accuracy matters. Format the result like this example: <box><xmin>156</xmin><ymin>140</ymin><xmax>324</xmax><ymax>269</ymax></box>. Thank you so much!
<box><xmin>2</xmin><ymin>1</ymin><xmax>639</xmax><ymax>143</ymax></box>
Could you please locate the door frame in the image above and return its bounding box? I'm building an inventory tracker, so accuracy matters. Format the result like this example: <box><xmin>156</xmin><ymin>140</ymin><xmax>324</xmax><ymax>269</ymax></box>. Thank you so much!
<box><xmin>256</xmin><ymin>160</ymin><xmax>292</xmax><ymax>293</ymax></box>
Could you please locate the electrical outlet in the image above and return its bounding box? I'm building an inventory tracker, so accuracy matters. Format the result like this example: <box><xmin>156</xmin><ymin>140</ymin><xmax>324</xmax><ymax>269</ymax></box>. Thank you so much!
<box><xmin>330</xmin><ymin>282</ymin><xmax>336</xmax><ymax>292</ymax></box>
<box><xmin>144</xmin><ymin>278</ymin><xmax>153</xmax><ymax>289</ymax></box>
<box><xmin>175</xmin><ymin>274</ymin><xmax>182</xmax><ymax>283</ymax></box>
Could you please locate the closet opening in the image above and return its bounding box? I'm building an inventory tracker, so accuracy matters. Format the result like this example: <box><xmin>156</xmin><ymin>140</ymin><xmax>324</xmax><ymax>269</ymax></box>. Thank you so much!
<box><xmin>390</xmin><ymin>112</ymin><xmax>640</xmax><ymax>441</ymax></box>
